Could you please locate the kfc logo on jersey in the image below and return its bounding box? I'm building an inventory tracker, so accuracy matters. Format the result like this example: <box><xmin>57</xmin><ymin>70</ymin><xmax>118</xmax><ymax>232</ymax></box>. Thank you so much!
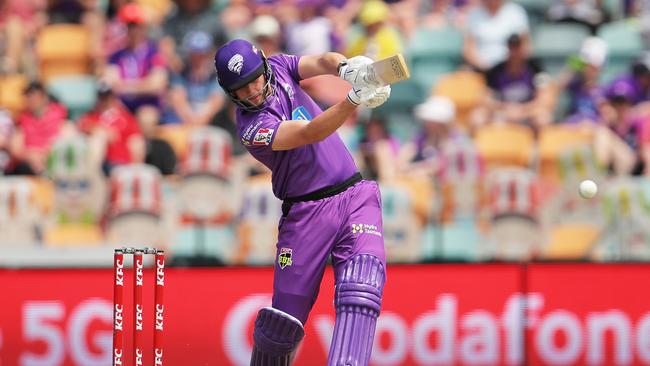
<box><xmin>253</xmin><ymin>128</ymin><xmax>274</xmax><ymax>146</ymax></box>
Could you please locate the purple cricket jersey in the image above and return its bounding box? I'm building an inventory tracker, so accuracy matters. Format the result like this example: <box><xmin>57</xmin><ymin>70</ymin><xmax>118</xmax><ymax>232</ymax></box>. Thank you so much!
<box><xmin>236</xmin><ymin>54</ymin><xmax>358</xmax><ymax>199</ymax></box>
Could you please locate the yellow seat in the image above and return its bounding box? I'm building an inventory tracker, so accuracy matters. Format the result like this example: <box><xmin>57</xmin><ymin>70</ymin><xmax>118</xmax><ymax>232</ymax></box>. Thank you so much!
<box><xmin>29</xmin><ymin>177</ymin><xmax>55</xmax><ymax>216</ymax></box>
<box><xmin>0</xmin><ymin>74</ymin><xmax>28</xmax><ymax>117</ymax></box>
<box><xmin>538</xmin><ymin>124</ymin><xmax>594</xmax><ymax>184</ymax></box>
<box><xmin>156</xmin><ymin>124</ymin><xmax>191</xmax><ymax>160</ymax></box>
<box><xmin>433</xmin><ymin>70</ymin><xmax>487</xmax><ymax>128</ymax></box>
<box><xmin>135</xmin><ymin>0</ymin><xmax>172</xmax><ymax>23</ymax></box>
<box><xmin>543</xmin><ymin>223</ymin><xmax>600</xmax><ymax>260</ymax></box>
<box><xmin>36</xmin><ymin>24</ymin><xmax>91</xmax><ymax>82</ymax></box>
<box><xmin>44</xmin><ymin>223</ymin><xmax>103</xmax><ymax>246</ymax></box>
<box><xmin>474</xmin><ymin>123</ymin><xmax>535</xmax><ymax>168</ymax></box>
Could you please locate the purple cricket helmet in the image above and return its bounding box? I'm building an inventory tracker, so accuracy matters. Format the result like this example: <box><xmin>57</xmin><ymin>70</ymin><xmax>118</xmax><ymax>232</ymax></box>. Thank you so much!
<box><xmin>214</xmin><ymin>39</ymin><xmax>274</xmax><ymax>111</ymax></box>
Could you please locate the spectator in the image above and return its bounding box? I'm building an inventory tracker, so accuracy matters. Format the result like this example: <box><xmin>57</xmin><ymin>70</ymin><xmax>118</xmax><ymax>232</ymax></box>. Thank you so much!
<box><xmin>358</xmin><ymin>116</ymin><xmax>400</xmax><ymax>181</ymax></box>
<box><xmin>249</xmin><ymin>15</ymin><xmax>283</xmax><ymax>56</ymax></box>
<box><xmin>162</xmin><ymin>31</ymin><xmax>226</xmax><ymax>126</ymax></box>
<box><xmin>0</xmin><ymin>109</ymin><xmax>15</xmax><ymax>174</ymax></box>
<box><xmin>401</xmin><ymin>96</ymin><xmax>461</xmax><ymax>178</ymax></box>
<box><xmin>219</xmin><ymin>0</ymin><xmax>253</xmax><ymax>41</ymax></box>
<box><xmin>595</xmin><ymin>79</ymin><xmax>645</xmax><ymax>175</ymax></box>
<box><xmin>282</xmin><ymin>0</ymin><xmax>335</xmax><ymax>56</ymax></box>
<box><xmin>546</xmin><ymin>0</ymin><xmax>605</xmax><ymax>34</ymax></box>
<box><xmin>10</xmin><ymin>82</ymin><xmax>68</xmax><ymax>175</ymax></box>
<box><xmin>103</xmin><ymin>3</ymin><xmax>168</xmax><ymax>118</ymax></box>
<box><xmin>558</xmin><ymin>36</ymin><xmax>608</xmax><ymax>123</ymax></box>
<box><xmin>160</xmin><ymin>0</ymin><xmax>227</xmax><ymax>73</ymax></box>
<box><xmin>0</xmin><ymin>0</ymin><xmax>46</xmax><ymax>75</ymax></box>
<box><xmin>345</xmin><ymin>0</ymin><xmax>403</xmax><ymax>60</ymax></box>
<box><xmin>78</xmin><ymin>83</ymin><xmax>145</xmax><ymax>174</ymax></box>
<box><xmin>45</xmin><ymin>0</ymin><xmax>106</xmax><ymax>67</ymax></box>
<box><xmin>484</xmin><ymin>33</ymin><xmax>552</xmax><ymax>127</ymax></box>
<box><xmin>463</xmin><ymin>0</ymin><xmax>530</xmax><ymax>71</ymax></box>
<box><xmin>138</xmin><ymin>105</ymin><xmax>177</xmax><ymax>175</ymax></box>
<box><xmin>606</xmin><ymin>53</ymin><xmax>650</xmax><ymax>106</ymax></box>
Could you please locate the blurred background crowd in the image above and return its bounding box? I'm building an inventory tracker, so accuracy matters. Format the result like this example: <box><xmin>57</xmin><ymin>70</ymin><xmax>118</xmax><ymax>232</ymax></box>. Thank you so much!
<box><xmin>1</xmin><ymin>0</ymin><xmax>650</xmax><ymax>266</ymax></box>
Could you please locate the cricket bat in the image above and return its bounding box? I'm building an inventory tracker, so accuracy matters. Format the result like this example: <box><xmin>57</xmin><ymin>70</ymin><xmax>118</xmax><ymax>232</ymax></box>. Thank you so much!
<box><xmin>368</xmin><ymin>54</ymin><xmax>411</xmax><ymax>86</ymax></box>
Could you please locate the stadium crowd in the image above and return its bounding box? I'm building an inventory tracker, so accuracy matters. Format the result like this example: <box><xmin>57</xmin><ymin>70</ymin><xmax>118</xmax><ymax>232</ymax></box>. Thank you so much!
<box><xmin>1</xmin><ymin>0</ymin><xmax>650</xmax><ymax>265</ymax></box>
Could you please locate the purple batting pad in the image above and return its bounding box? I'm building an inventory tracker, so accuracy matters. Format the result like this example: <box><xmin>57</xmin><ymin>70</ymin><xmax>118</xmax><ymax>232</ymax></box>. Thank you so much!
<box><xmin>327</xmin><ymin>254</ymin><xmax>386</xmax><ymax>366</ymax></box>
<box><xmin>250</xmin><ymin>307</ymin><xmax>305</xmax><ymax>366</ymax></box>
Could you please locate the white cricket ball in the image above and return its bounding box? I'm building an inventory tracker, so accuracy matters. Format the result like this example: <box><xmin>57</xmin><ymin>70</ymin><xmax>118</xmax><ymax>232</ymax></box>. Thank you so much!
<box><xmin>579</xmin><ymin>179</ymin><xmax>598</xmax><ymax>199</ymax></box>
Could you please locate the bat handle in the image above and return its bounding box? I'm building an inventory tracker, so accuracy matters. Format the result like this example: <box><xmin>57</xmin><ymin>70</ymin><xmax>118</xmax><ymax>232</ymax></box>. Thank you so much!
<box><xmin>366</xmin><ymin>65</ymin><xmax>384</xmax><ymax>87</ymax></box>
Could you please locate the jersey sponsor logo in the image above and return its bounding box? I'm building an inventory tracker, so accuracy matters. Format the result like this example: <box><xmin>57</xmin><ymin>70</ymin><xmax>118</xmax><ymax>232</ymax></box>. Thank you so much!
<box><xmin>252</xmin><ymin>128</ymin><xmax>274</xmax><ymax>145</ymax></box>
<box><xmin>292</xmin><ymin>106</ymin><xmax>312</xmax><ymax>121</ymax></box>
<box><xmin>243</xmin><ymin>120</ymin><xmax>263</xmax><ymax>141</ymax></box>
<box><xmin>282</xmin><ymin>82</ymin><xmax>295</xmax><ymax>100</ymax></box>
<box><xmin>351</xmin><ymin>223</ymin><xmax>382</xmax><ymax>237</ymax></box>
<box><xmin>278</xmin><ymin>247</ymin><xmax>293</xmax><ymax>269</ymax></box>
<box><xmin>228</xmin><ymin>54</ymin><xmax>244</xmax><ymax>75</ymax></box>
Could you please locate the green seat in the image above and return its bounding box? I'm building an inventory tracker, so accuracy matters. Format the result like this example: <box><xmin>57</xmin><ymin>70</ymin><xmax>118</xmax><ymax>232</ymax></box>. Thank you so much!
<box><xmin>376</xmin><ymin>77</ymin><xmax>425</xmax><ymax>114</ymax></box>
<box><xmin>597</xmin><ymin>19</ymin><xmax>642</xmax><ymax>74</ymax></box>
<box><xmin>533</xmin><ymin>23</ymin><xmax>591</xmax><ymax>76</ymax></box>
<box><xmin>411</xmin><ymin>61</ymin><xmax>457</xmax><ymax>94</ymax></box>
<box><xmin>47</xmin><ymin>75</ymin><xmax>97</xmax><ymax>120</ymax></box>
<box><xmin>407</xmin><ymin>27</ymin><xmax>463</xmax><ymax>61</ymax></box>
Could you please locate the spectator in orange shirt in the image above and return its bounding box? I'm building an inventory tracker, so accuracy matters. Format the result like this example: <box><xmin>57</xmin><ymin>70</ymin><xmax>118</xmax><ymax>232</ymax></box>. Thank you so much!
<box><xmin>79</xmin><ymin>83</ymin><xmax>145</xmax><ymax>174</ymax></box>
<box><xmin>10</xmin><ymin>81</ymin><xmax>68</xmax><ymax>174</ymax></box>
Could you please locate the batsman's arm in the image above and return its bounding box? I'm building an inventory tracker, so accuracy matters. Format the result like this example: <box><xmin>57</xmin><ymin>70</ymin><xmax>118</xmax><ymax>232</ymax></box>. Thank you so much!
<box><xmin>271</xmin><ymin>100</ymin><xmax>357</xmax><ymax>151</ymax></box>
<box><xmin>297</xmin><ymin>52</ymin><xmax>348</xmax><ymax>79</ymax></box>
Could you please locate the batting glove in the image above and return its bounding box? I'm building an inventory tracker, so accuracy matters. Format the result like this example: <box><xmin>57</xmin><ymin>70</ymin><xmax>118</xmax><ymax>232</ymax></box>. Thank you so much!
<box><xmin>361</xmin><ymin>85</ymin><xmax>391</xmax><ymax>109</ymax></box>
<box><xmin>338</xmin><ymin>56</ymin><xmax>381</xmax><ymax>89</ymax></box>
<box><xmin>347</xmin><ymin>84</ymin><xmax>370</xmax><ymax>106</ymax></box>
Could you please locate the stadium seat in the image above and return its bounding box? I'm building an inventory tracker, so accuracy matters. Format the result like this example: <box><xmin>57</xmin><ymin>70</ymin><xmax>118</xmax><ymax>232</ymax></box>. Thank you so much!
<box><xmin>483</xmin><ymin>167</ymin><xmax>542</xmax><ymax>260</ymax></box>
<box><xmin>597</xmin><ymin>20</ymin><xmax>642</xmax><ymax>83</ymax></box>
<box><xmin>182</xmin><ymin>126</ymin><xmax>233</xmax><ymax>179</ymax></box>
<box><xmin>44</xmin><ymin>223</ymin><xmax>103</xmax><ymax>246</ymax></box>
<box><xmin>533</xmin><ymin>23</ymin><xmax>590</xmax><ymax>76</ymax></box>
<box><xmin>36</xmin><ymin>24</ymin><xmax>91</xmax><ymax>82</ymax></box>
<box><xmin>407</xmin><ymin>27</ymin><xmax>463</xmax><ymax>92</ymax></box>
<box><xmin>380</xmin><ymin>179</ymin><xmax>425</xmax><ymax>263</ymax></box>
<box><xmin>543</xmin><ymin>223</ymin><xmax>600</xmax><ymax>259</ymax></box>
<box><xmin>46</xmin><ymin>75</ymin><xmax>97</xmax><ymax>120</ymax></box>
<box><xmin>156</xmin><ymin>125</ymin><xmax>191</xmax><ymax>160</ymax></box>
<box><xmin>474</xmin><ymin>123</ymin><xmax>534</xmax><ymax>168</ymax></box>
<box><xmin>233</xmin><ymin>173</ymin><xmax>281</xmax><ymax>265</ymax></box>
<box><xmin>433</xmin><ymin>70</ymin><xmax>487</xmax><ymax>128</ymax></box>
<box><xmin>0</xmin><ymin>73</ymin><xmax>28</xmax><ymax>118</ymax></box>
<box><xmin>538</xmin><ymin>124</ymin><xmax>594</xmax><ymax>184</ymax></box>
<box><xmin>0</xmin><ymin>177</ymin><xmax>41</xmax><ymax>245</ymax></box>
<box><xmin>556</xmin><ymin>143</ymin><xmax>605</xmax><ymax>186</ymax></box>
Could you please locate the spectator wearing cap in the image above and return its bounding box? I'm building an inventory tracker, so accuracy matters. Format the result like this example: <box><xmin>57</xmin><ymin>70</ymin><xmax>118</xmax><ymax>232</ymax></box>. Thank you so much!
<box><xmin>160</xmin><ymin>0</ymin><xmax>226</xmax><ymax>73</ymax></box>
<box><xmin>10</xmin><ymin>82</ymin><xmax>68</xmax><ymax>174</ymax></box>
<box><xmin>345</xmin><ymin>0</ymin><xmax>403</xmax><ymax>60</ymax></box>
<box><xmin>103</xmin><ymin>3</ymin><xmax>168</xmax><ymax>117</ymax></box>
<box><xmin>78</xmin><ymin>83</ymin><xmax>145</xmax><ymax>174</ymax></box>
<box><xmin>594</xmin><ymin>79</ymin><xmax>647</xmax><ymax>175</ymax></box>
<box><xmin>249</xmin><ymin>15</ymin><xmax>283</xmax><ymax>56</ymax></box>
<box><xmin>401</xmin><ymin>96</ymin><xmax>462</xmax><ymax>177</ymax></box>
<box><xmin>605</xmin><ymin>54</ymin><xmax>650</xmax><ymax>107</ymax></box>
<box><xmin>484</xmin><ymin>33</ymin><xmax>552</xmax><ymax>127</ymax></box>
<box><xmin>463</xmin><ymin>0</ymin><xmax>530</xmax><ymax>71</ymax></box>
<box><xmin>557</xmin><ymin>36</ymin><xmax>608</xmax><ymax>123</ymax></box>
<box><xmin>161</xmin><ymin>31</ymin><xmax>226</xmax><ymax>126</ymax></box>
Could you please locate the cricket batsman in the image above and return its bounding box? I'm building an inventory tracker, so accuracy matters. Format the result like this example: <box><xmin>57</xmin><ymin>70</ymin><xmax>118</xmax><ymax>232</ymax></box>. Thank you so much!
<box><xmin>214</xmin><ymin>38</ymin><xmax>389</xmax><ymax>365</ymax></box>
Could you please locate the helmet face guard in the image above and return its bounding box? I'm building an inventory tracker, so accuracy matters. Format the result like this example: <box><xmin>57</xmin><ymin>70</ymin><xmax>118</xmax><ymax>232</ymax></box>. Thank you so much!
<box><xmin>214</xmin><ymin>39</ymin><xmax>275</xmax><ymax>112</ymax></box>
